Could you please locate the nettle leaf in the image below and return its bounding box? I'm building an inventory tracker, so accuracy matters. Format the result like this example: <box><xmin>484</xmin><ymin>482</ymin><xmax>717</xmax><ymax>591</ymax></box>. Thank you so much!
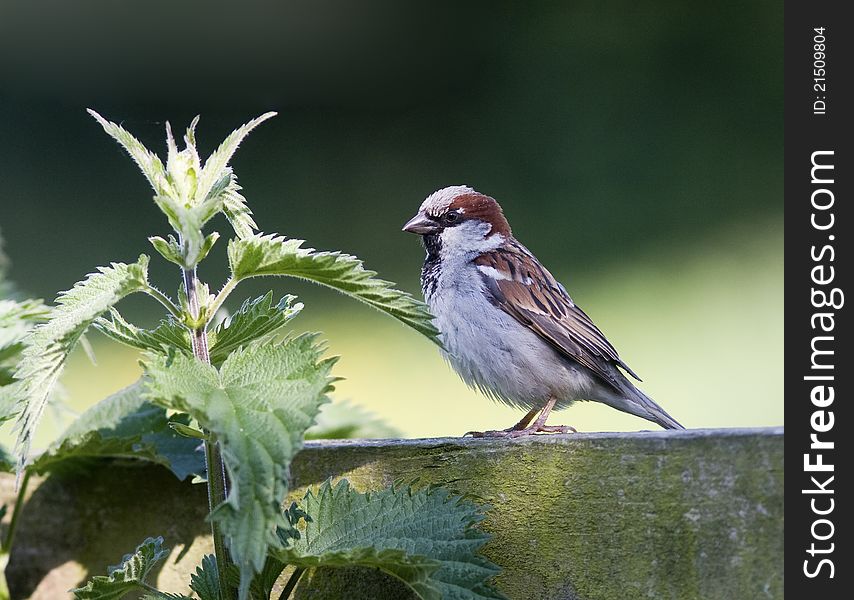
<box><xmin>275</xmin><ymin>480</ymin><xmax>505</xmax><ymax>600</ymax></box>
<box><xmin>221</xmin><ymin>171</ymin><xmax>257</xmax><ymax>239</ymax></box>
<box><xmin>228</xmin><ymin>234</ymin><xmax>439</xmax><ymax>343</ymax></box>
<box><xmin>144</xmin><ymin>336</ymin><xmax>335</xmax><ymax>600</ymax></box>
<box><xmin>148</xmin><ymin>235</ymin><xmax>184</xmax><ymax>266</ymax></box>
<box><xmin>31</xmin><ymin>380</ymin><xmax>204</xmax><ymax>480</ymax></box>
<box><xmin>0</xmin><ymin>298</ymin><xmax>49</xmax><ymax>356</ymax></box>
<box><xmin>92</xmin><ymin>112</ymin><xmax>273</xmax><ymax>268</ymax></box>
<box><xmin>208</xmin><ymin>292</ymin><xmax>303</xmax><ymax>366</ymax></box>
<box><xmin>195</xmin><ymin>112</ymin><xmax>276</xmax><ymax>207</ymax></box>
<box><xmin>152</xmin><ymin>195</ymin><xmax>212</xmax><ymax>268</ymax></box>
<box><xmin>306</xmin><ymin>400</ymin><xmax>401</xmax><ymax>440</ymax></box>
<box><xmin>87</xmin><ymin>110</ymin><xmax>174</xmax><ymax>198</ymax></box>
<box><xmin>149</xmin><ymin>231</ymin><xmax>223</xmax><ymax>271</ymax></box>
<box><xmin>189</xmin><ymin>554</ymin><xmax>221</xmax><ymax>600</ymax></box>
<box><xmin>1</xmin><ymin>298</ymin><xmax>49</xmax><ymax>419</ymax></box>
<box><xmin>95</xmin><ymin>308</ymin><xmax>192</xmax><ymax>357</ymax></box>
<box><xmin>72</xmin><ymin>536</ymin><xmax>169</xmax><ymax>600</ymax></box>
<box><xmin>11</xmin><ymin>256</ymin><xmax>150</xmax><ymax>473</ymax></box>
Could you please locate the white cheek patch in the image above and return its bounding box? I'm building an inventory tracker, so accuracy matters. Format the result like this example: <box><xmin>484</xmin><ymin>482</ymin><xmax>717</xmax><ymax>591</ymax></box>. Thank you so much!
<box><xmin>439</xmin><ymin>223</ymin><xmax>503</xmax><ymax>261</ymax></box>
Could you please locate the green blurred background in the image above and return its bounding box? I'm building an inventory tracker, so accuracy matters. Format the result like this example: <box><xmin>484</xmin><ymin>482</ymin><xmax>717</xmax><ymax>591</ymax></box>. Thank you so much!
<box><xmin>0</xmin><ymin>1</ymin><xmax>782</xmax><ymax>448</ymax></box>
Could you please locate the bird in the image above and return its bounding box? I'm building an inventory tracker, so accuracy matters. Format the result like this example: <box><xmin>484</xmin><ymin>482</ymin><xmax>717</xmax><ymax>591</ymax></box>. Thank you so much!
<box><xmin>402</xmin><ymin>185</ymin><xmax>684</xmax><ymax>437</ymax></box>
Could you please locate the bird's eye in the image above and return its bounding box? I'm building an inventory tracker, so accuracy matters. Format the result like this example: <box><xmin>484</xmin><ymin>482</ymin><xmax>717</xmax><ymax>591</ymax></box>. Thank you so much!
<box><xmin>443</xmin><ymin>212</ymin><xmax>460</xmax><ymax>224</ymax></box>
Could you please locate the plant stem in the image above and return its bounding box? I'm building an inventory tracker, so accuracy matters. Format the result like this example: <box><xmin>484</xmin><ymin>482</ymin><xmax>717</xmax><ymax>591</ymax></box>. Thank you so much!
<box><xmin>182</xmin><ymin>266</ymin><xmax>234</xmax><ymax>599</ymax></box>
<box><xmin>143</xmin><ymin>284</ymin><xmax>183</xmax><ymax>320</ymax></box>
<box><xmin>206</xmin><ymin>277</ymin><xmax>240</xmax><ymax>327</ymax></box>
<box><xmin>1</xmin><ymin>469</ymin><xmax>30</xmax><ymax>553</ymax></box>
<box><xmin>278</xmin><ymin>567</ymin><xmax>306</xmax><ymax>600</ymax></box>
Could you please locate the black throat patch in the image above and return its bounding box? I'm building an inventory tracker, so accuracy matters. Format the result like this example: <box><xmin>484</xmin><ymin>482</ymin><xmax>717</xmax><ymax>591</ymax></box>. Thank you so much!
<box><xmin>420</xmin><ymin>233</ymin><xmax>442</xmax><ymax>299</ymax></box>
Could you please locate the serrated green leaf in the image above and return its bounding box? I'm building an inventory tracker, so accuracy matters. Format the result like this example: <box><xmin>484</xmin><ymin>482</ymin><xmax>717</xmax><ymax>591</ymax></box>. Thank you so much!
<box><xmin>94</xmin><ymin>309</ymin><xmax>192</xmax><ymax>357</ymax></box>
<box><xmin>228</xmin><ymin>234</ymin><xmax>439</xmax><ymax>343</ymax></box>
<box><xmin>72</xmin><ymin>536</ymin><xmax>169</xmax><ymax>600</ymax></box>
<box><xmin>198</xmin><ymin>232</ymin><xmax>221</xmax><ymax>263</ymax></box>
<box><xmin>1</xmin><ymin>298</ymin><xmax>49</xmax><ymax>420</ymax></box>
<box><xmin>0</xmin><ymin>382</ymin><xmax>22</xmax><ymax>425</ymax></box>
<box><xmin>208</xmin><ymin>292</ymin><xmax>302</xmax><ymax>366</ymax></box>
<box><xmin>144</xmin><ymin>336</ymin><xmax>335</xmax><ymax>600</ymax></box>
<box><xmin>195</xmin><ymin>113</ymin><xmax>276</xmax><ymax>207</ymax></box>
<box><xmin>0</xmin><ymin>298</ymin><xmax>50</xmax><ymax>397</ymax></box>
<box><xmin>152</xmin><ymin>195</ymin><xmax>211</xmax><ymax>268</ymax></box>
<box><xmin>165</xmin><ymin>120</ymin><xmax>201</xmax><ymax>205</ymax></box>
<box><xmin>169</xmin><ymin>421</ymin><xmax>208</xmax><ymax>440</ymax></box>
<box><xmin>0</xmin><ymin>298</ymin><xmax>49</xmax><ymax>354</ymax></box>
<box><xmin>92</xmin><ymin>113</ymin><xmax>272</xmax><ymax>266</ymax></box>
<box><xmin>220</xmin><ymin>171</ymin><xmax>257</xmax><ymax>239</ymax></box>
<box><xmin>189</xmin><ymin>554</ymin><xmax>221</xmax><ymax>600</ymax></box>
<box><xmin>31</xmin><ymin>380</ymin><xmax>205</xmax><ymax>480</ymax></box>
<box><xmin>87</xmin><ymin>110</ymin><xmax>174</xmax><ymax>198</ymax></box>
<box><xmin>11</xmin><ymin>256</ymin><xmax>150</xmax><ymax>474</ymax></box>
<box><xmin>148</xmin><ymin>235</ymin><xmax>184</xmax><ymax>266</ymax></box>
<box><xmin>275</xmin><ymin>479</ymin><xmax>505</xmax><ymax>600</ymax></box>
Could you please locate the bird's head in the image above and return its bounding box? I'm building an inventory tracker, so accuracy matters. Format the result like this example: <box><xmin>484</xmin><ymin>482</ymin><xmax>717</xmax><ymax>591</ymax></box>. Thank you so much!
<box><xmin>402</xmin><ymin>186</ymin><xmax>511</xmax><ymax>253</ymax></box>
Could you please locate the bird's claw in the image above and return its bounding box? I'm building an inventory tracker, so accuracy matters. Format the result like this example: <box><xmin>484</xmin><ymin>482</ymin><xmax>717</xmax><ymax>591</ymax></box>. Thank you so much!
<box><xmin>463</xmin><ymin>424</ymin><xmax>577</xmax><ymax>438</ymax></box>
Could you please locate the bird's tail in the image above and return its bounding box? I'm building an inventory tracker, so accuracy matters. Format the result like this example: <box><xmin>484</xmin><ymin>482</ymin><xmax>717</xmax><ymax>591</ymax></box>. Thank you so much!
<box><xmin>600</xmin><ymin>377</ymin><xmax>685</xmax><ymax>430</ymax></box>
<box><xmin>630</xmin><ymin>387</ymin><xmax>684</xmax><ymax>430</ymax></box>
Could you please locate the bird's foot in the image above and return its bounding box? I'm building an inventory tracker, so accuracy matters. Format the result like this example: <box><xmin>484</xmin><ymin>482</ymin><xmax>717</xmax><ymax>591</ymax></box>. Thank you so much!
<box><xmin>535</xmin><ymin>424</ymin><xmax>577</xmax><ymax>434</ymax></box>
<box><xmin>464</xmin><ymin>424</ymin><xmax>577</xmax><ymax>438</ymax></box>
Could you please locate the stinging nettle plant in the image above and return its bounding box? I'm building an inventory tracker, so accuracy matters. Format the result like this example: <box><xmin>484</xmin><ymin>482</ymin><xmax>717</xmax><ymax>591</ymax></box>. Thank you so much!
<box><xmin>2</xmin><ymin>112</ymin><xmax>505</xmax><ymax>599</ymax></box>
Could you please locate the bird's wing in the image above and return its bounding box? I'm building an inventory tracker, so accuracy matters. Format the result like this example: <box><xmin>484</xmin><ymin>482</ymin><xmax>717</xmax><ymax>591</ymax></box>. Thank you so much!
<box><xmin>474</xmin><ymin>241</ymin><xmax>641</xmax><ymax>391</ymax></box>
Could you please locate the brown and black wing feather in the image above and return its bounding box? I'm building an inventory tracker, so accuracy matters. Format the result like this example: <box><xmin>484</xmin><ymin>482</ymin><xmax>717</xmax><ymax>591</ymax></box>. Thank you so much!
<box><xmin>474</xmin><ymin>240</ymin><xmax>641</xmax><ymax>394</ymax></box>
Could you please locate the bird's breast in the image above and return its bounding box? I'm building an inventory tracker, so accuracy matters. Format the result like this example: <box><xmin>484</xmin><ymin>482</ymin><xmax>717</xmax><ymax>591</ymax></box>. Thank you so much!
<box><xmin>423</xmin><ymin>263</ymin><xmax>581</xmax><ymax>408</ymax></box>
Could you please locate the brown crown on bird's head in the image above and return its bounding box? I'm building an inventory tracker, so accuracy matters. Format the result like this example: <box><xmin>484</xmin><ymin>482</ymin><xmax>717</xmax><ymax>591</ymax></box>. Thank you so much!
<box><xmin>404</xmin><ymin>185</ymin><xmax>512</xmax><ymax>238</ymax></box>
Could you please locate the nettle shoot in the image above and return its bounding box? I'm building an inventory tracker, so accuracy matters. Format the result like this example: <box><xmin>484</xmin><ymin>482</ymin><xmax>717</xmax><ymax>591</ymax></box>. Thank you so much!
<box><xmin>0</xmin><ymin>113</ymin><xmax>503</xmax><ymax>600</ymax></box>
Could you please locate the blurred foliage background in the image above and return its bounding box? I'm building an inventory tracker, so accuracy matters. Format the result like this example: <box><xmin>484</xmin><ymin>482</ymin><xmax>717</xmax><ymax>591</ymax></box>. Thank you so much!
<box><xmin>0</xmin><ymin>0</ymin><xmax>782</xmax><ymax>448</ymax></box>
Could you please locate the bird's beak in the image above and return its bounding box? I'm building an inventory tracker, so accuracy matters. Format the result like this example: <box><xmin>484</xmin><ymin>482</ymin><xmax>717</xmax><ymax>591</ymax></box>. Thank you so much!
<box><xmin>402</xmin><ymin>212</ymin><xmax>439</xmax><ymax>235</ymax></box>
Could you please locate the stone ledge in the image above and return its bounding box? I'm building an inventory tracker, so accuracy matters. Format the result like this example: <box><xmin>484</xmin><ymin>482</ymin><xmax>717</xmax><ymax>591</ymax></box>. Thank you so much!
<box><xmin>2</xmin><ymin>427</ymin><xmax>784</xmax><ymax>599</ymax></box>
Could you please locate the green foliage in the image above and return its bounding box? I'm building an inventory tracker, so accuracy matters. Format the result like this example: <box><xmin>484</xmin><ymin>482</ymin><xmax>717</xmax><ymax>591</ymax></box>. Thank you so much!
<box><xmin>208</xmin><ymin>293</ymin><xmax>302</xmax><ymax>366</ymax></box>
<box><xmin>220</xmin><ymin>173</ymin><xmax>256</xmax><ymax>240</ymax></box>
<box><xmin>228</xmin><ymin>234</ymin><xmax>440</xmax><ymax>343</ymax></box>
<box><xmin>71</xmin><ymin>536</ymin><xmax>169</xmax><ymax>600</ymax></box>
<box><xmin>193</xmin><ymin>114</ymin><xmax>275</xmax><ymax>218</ymax></box>
<box><xmin>88</xmin><ymin>111</ymin><xmax>274</xmax><ymax>266</ymax></box>
<box><xmin>274</xmin><ymin>479</ymin><xmax>505</xmax><ymax>600</ymax></box>
<box><xmin>0</xmin><ymin>299</ymin><xmax>49</xmax><ymax>420</ymax></box>
<box><xmin>94</xmin><ymin>309</ymin><xmax>191</xmax><ymax>357</ymax></box>
<box><xmin>144</xmin><ymin>336</ymin><xmax>336</xmax><ymax>599</ymax></box>
<box><xmin>189</xmin><ymin>554</ymin><xmax>223</xmax><ymax>600</ymax></box>
<box><xmin>30</xmin><ymin>381</ymin><xmax>204</xmax><ymax>480</ymax></box>
<box><xmin>306</xmin><ymin>400</ymin><xmax>401</xmax><ymax>440</ymax></box>
<box><xmin>11</xmin><ymin>256</ymin><xmax>150</xmax><ymax>472</ymax></box>
<box><xmin>3</xmin><ymin>112</ymin><xmax>491</xmax><ymax>600</ymax></box>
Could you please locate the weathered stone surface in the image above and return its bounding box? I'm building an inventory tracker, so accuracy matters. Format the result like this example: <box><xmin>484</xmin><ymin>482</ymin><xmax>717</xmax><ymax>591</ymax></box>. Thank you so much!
<box><xmin>1</xmin><ymin>428</ymin><xmax>783</xmax><ymax>599</ymax></box>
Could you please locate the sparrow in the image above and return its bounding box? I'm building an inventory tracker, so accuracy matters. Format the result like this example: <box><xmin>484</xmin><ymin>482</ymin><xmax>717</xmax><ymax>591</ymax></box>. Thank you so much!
<box><xmin>403</xmin><ymin>185</ymin><xmax>684</xmax><ymax>437</ymax></box>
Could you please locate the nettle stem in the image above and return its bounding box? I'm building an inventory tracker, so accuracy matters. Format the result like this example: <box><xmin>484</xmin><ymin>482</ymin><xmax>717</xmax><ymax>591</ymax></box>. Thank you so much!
<box><xmin>182</xmin><ymin>266</ymin><xmax>234</xmax><ymax>598</ymax></box>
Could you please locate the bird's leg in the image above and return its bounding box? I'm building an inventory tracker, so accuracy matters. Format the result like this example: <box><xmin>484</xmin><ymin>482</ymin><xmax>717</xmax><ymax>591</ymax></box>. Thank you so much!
<box><xmin>526</xmin><ymin>397</ymin><xmax>577</xmax><ymax>434</ymax></box>
<box><xmin>464</xmin><ymin>399</ymin><xmax>576</xmax><ymax>438</ymax></box>
<box><xmin>508</xmin><ymin>407</ymin><xmax>540</xmax><ymax>431</ymax></box>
